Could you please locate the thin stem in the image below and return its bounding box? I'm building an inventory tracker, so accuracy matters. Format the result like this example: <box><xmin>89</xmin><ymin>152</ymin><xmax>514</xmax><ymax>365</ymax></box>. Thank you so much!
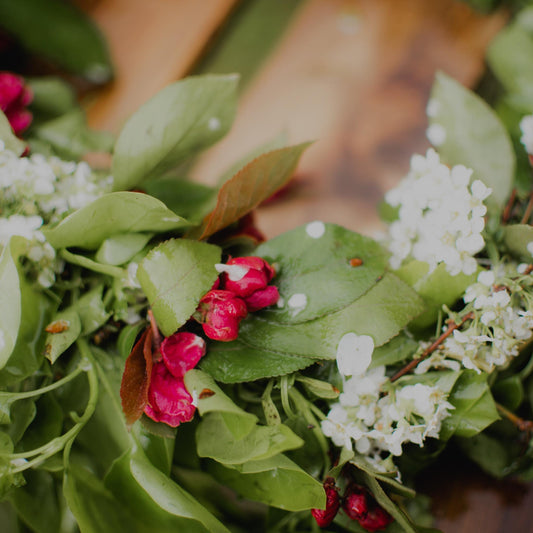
<box><xmin>390</xmin><ymin>312</ymin><xmax>474</xmax><ymax>382</ymax></box>
<box><xmin>502</xmin><ymin>188</ymin><xmax>517</xmax><ymax>224</ymax></box>
<box><xmin>60</xmin><ymin>249</ymin><xmax>125</xmax><ymax>278</ymax></box>
<box><xmin>496</xmin><ymin>403</ymin><xmax>533</xmax><ymax>433</ymax></box>
<box><xmin>280</xmin><ymin>375</ymin><xmax>295</xmax><ymax>418</ymax></box>
<box><xmin>521</xmin><ymin>191</ymin><xmax>533</xmax><ymax>224</ymax></box>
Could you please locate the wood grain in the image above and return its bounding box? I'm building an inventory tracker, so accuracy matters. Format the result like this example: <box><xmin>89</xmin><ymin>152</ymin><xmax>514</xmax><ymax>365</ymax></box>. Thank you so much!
<box><xmin>190</xmin><ymin>0</ymin><xmax>507</xmax><ymax>240</ymax></box>
<box><xmin>83</xmin><ymin>0</ymin><xmax>239</xmax><ymax>132</ymax></box>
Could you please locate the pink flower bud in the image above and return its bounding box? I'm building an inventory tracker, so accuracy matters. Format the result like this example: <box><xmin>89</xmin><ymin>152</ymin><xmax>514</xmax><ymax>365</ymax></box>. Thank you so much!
<box><xmin>343</xmin><ymin>484</ymin><xmax>393</xmax><ymax>532</ymax></box>
<box><xmin>220</xmin><ymin>256</ymin><xmax>275</xmax><ymax>298</ymax></box>
<box><xmin>244</xmin><ymin>284</ymin><xmax>279</xmax><ymax>312</ymax></box>
<box><xmin>161</xmin><ymin>331</ymin><xmax>206</xmax><ymax>378</ymax></box>
<box><xmin>144</xmin><ymin>361</ymin><xmax>196</xmax><ymax>427</ymax></box>
<box><xmin>197</xmin><ymin>289</ymin><xmax>248</xmax><ymax>342</ymax></box>
<box><xmin>311</xmin><ymin>478</ymin><xmax>340</xmax><ymax>528</ymax></box>
<box><xmin>0</xmin><ymin>72</ymin><xmax>33</xmax><ymax>135</ymax></box>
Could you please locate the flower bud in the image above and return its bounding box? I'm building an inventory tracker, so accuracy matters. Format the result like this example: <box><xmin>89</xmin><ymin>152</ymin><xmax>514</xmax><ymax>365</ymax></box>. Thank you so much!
<box><xmin>161</xmin><ymin>331</ymin><xmax>206</xmax><ymax>378</ymax></box>
<box><xmin>311</xmin><ymin>478</ymin><xmax>340</xmax><ymax>528</ymax></box>
<box><xmin>219</xmin><ymin>256</ymin><xmax>275</xmax><ymax>298</ymax></box>
<box><xmin>196</xmin><ymin>289</ymin><xmax>248</xmax><ymax>342</ymax></box>
<box><xmin>0</xmin><ymin>72</ymin><xmax>33</xmax><ymax>135</ymax></box>
<box><xmin>343</xmin><ymin>484</ymin><xmax>393</xmax><ymax>532</ymax></box>
<box><xmin>144</xmin><ymin>361</ymin><xmax>196</xmax><ymax>427</ymax></box>
<box><xmin>244</xmin><ymin>284</ymin><xmax>279</xmax><ymax>312</ymax></box>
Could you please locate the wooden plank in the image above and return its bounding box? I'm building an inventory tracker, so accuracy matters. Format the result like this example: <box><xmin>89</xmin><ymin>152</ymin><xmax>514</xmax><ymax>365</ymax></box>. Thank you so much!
<box><xmin>190</xmin><ymin>0</ymin><xmax>507</xmax><ymax>239</ymax></box>
<box><xmin>84</xmin><ymin>0</ymin><xmax>239</xmax><ymax>132</ymax></box>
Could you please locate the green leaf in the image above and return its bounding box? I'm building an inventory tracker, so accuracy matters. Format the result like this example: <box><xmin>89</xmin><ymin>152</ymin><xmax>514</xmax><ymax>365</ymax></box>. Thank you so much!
<box><xmin>394</xmin><ymin>260</ymin><xmax>477</xmax><ymax>328</ymax></box>
<box><xmin>238</xmin><ymin>274</ymin><xmax>425</xmax><ymax>359</ymax></box>
<box><xmin>0</xmin><ymin>110</ymin><xmax>26</xmax><ymax>155</ymax></box>
<box><xmin>95</xmin><ymin>233</ymin><xmax>153</xmax><ymax>266</ymax></box>
<box><xmin>112</xmin><ymin>75</ymin><xmax>238</xmax><ymax>191</ymax></box>
<box><xmin>255</xmin><ymin>223</ymin><xmax>389</xmax><ymax>324</ymax></box>
<box><xmin>441</xmin><ymin>371</ymin><xmax>500</xmax><ymax>440</ymax></box>
<box><xmin>370</xmin><ymin>333</ymin><xmax>419</xmax><ymax>369</ymax></box>
<box><xmin>207</xmin><ymin>454</ymin><xmax>325</xmax><ymax>511</ymax></box>
<box><xmin>456</xmin><ymin>433</ymin><xmax>510</xmax><ymax>478</ymax></box>
<box><xmin>183</xmin><ymin>369</ymin><xmax>257</xmax><ymax>439</ymax></box>
<box><xmin>199</xmin><ymin>340</ymin><xmax>313</xmax><ymax>383</ymax></box>
<box><xmin>137</xmin><ymin>239</ymin><xmax>221</xmax><ymax>336</ymax></box>
<box><xmin>503</xmin><ymin>224</ymin><xmax>533</xmax><ymax>260</ymax></box>
<box><xmin>196</xmin><ymin>412</ymin><xmax>303</xmax><ymax>465</ymax></box>
<box><xmin>31</xmin><ymin>110</ymin><xmax>114</xmax><ymax>159</ymax></box>
<box><xmin>429</xmin><ymin>72</ymin><xmax>515</xmax><ymax>210</ymax></box>
<box><xmin>43</xmin><ymin>192</ymin><xmax>189</xmax><ymax>250</ymax></box>
<box><xmin>189</xmin><ymin>143</ymin><xmax>311</xmax><ymax>240</ymax></box>
<box><xmin>73</xmin><ymin>286</ymin><xmax>110</xmax><ymax>335</ymax></box>
<box><xmin>0</xmin><ymin>0</ymin><xmax>112</xmax><ymax>82</ymax></box>
<box><xmin>27</xmin><ymin>76</ymin><xmax>76</xmax><ymax>117</ymax></box>
<box><xmin>492</xmin><ymin>375</ymin><xmax>524</xmax><ymax>411</ymax></box>
<box><xmin>43</xmin><ymin>309</ymin><xmax>81</xmax><ymax>364</ymax></box>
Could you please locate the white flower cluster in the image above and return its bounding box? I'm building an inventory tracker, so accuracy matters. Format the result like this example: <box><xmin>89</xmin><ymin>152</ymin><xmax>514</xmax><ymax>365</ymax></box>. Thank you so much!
<box><xmin>440</xmin><ymin>268</ymin><xmax>533</xmax><ymax>373</ymax></box>
<box><xmin>384</xmin><ymin>149</ymin><xmax>491</xmax><ymax>276</ymax></box>
<box><xmin>520</xmin><ymin>114</ymin><xmax>533</xmax><ymax>155</ymax></box>
<box><xmin>321</xmin><ymin>334</ymin><xmax>453</xmax><ymax>469</ymax></box>
<box><xmin>0</xmin><ymin>140</ymin><xmax>113</xmax><ymax>287</ymax></box>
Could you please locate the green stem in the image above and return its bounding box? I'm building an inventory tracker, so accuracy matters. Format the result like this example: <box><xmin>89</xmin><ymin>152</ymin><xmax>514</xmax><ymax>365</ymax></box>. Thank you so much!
<box><xmin>280</xmin><ymin>375</ymin><xmax>295</xmax><ymax>418</ymax></box>
<box><xmin>60</xmin><ymin>249</ymin><xmax>125</xmax><ymax>278</ymax></box>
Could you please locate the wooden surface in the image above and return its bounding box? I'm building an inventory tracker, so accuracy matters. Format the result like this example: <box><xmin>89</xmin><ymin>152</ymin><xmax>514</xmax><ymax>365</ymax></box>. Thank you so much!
<box><xmin>83</xmin><ymin>1</ymin><xmax>532</xmax><ymax>531</ymax></box>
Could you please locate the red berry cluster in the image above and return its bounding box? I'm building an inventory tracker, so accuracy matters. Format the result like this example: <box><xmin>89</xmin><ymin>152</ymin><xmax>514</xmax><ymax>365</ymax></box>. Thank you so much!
<box><xmin>0</xmin><ymin>72</ymin><xmax>32</xmax><ymax>135</ymax></box>
<box><xmin>195</xmin><ymin>256</ymin><xmax>279</xmax><ymax>342</ymax></box>
<box><xmin>312</xmin><ymin>479</ymin><xmax>393</xmax><ymax>531</ymax></box>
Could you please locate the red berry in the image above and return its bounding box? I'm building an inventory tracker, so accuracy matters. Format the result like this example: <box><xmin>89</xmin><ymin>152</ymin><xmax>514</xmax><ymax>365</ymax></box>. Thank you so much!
<box><xmin>343</xmin><ymin>484</ymin><xmax>393</xmax><ymax>532</ymax></box>
<box><xmin>311</xmin><ymin>478</ymin><xmax>340</xmax><ymax>528</ymax></box>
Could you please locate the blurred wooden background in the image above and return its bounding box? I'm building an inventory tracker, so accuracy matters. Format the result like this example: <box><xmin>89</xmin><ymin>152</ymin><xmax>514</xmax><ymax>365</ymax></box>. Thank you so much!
<box><xmin>81</xmin><ymin>1</ymin><xmax>533</xmax><ymax>531</ymax></box>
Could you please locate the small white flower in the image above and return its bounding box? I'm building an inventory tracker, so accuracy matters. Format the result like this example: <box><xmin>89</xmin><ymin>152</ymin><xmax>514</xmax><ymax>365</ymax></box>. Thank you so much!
<box><xmin>527</xmin><ymin>241</ymin><xmax>533</xmax><ymax>257</ymax></box>
<box><xmin>215</xmin><ymin>263</ymin><xmax>249</xmax><ymax>281</ymax></box>
<box><xmin>426</xmin><ymin>124</ymin><xmax>447</xmax><ymax>146</ymax></box>
<box><xmin>305</xmin><ymin>220</ymin><xmax>325</xmax><ymax>239</ymax></box>
<box><xmin>287</xmin><ymin>293</ymin><xmax>307</xmax><ymax>316</ymax></box>
<box><xmin>519</xmin><ymin>115</ymin><xmax>533</xmax><ymax>155</ymax></box>
<box><xmin>336</xmin><ymin>333</ymin><xmax>374</xmax><ymax>377</ymax></box>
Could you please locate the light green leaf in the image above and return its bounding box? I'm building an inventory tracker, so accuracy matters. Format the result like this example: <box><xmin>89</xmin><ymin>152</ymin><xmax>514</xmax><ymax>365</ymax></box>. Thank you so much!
<box><xmin>0</xmin><ymin>0</ymin><xmax>112</xmax><ymax>82</ymax></box>
<box><xmin>27</xmin><ymin>76</ymin><xmax>76</xmax><ymax>117</ymax></box>
<box><xmin>0</xmin><ymin>110</ymin><xmax>26</xmax><ymax>155</ymax></box>
<box><xmin>183</xmin><ymin>369</ymin><xmax>257</xmax><ymax>439</ymax></box>
<box><xmin>95</xmin><ymin>233</ymin><xmax>153</xmax><ymax>266</ymax></box>
<box><xmin>112</xmin><ymin>75</ymin><xmax>238</xmax><ymax>191</ymax></box>
<box><xmin>189</xmin><ymin>143</ymin><xmax>311</xmax><ymax>240</ymax></box>
<box><xmin>208</xmin><ymin>454</ymin><xmax>325</xmax><ymax>511</ymax></box>
<box><xmin>43</xmin><ymin>308</ymin><xmax>81</xmax><ymax>364</ymax></box>
<box><xmin>255</xmin><ymin>223</ymin><xmax>389</xmax><ymax>324</ymax></box>
<box><xmin>239</xmin><ymin>273</ymin><xmax>425</xmax><ymax>359</ymax></box>
<box><xmin>395</xmin><ymin>260</ymin><xmax>477</xmax><ymax>328</ymax></box>
<box><xmin>200</xmin><ymin>340</ymin><xmax>313</xmax><ymax>383</ymax></box>
<box><xmin>370</xmin><ymin>333</ymin><xmax>419</xmax><ymax>369</ymax></box>
<box><xmin>503</xmin><ymin>224</ymin><xmax>533</xmax><ymax>260</ymax></box>
<box><xmin>43</xmin><ymin>192</ymin><xmax>190</xmax><ymax>250</ymax></box>
<box><xmin>429</xmin><ymin>72</ymin><xmax>515</xmax><ymax>210</ymax></box>
<box><xmin>73</xmin><ymin>286</ymin><xmax>110</xmax><ymax>335</ymax></box>
<box><xmin>440</xmin><ymin>371</ymin><xmax>500</xmax><ymax>440</ymax></box>
<box><xmin>196</xmin><ymin>412</ymin><xmax>303</xmax><ymax>465</ymax></box>
<box><xmin>137</xmin><ymin>239</ymin><xmax>221</xmax><ymax>336</ymax></box>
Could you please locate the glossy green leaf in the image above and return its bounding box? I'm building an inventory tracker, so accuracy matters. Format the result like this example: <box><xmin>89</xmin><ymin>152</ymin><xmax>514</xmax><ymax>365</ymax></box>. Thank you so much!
<box><xmin>503</xmin><ymin>224</ymin><xmax>533</xmax><ymax>260</ymax></box>
<box><xmin>5</xmin><ymin>399</ymin><xmax>35</xmax><ymax>445</ymax></box>
<box><xmin>370</xmin><ymin>333</ymin><xmax>419</xmax><ymax>369</ymax></box>
<box><xmin>239</xmin><ymin>274</ymin><xmax>425</xmax><ymax>359</ymax></box>
<box><xmin>31</xmin><ymin>110</ymin><xmax>114</xmax><ymax>160</ymax></box>
<box><xmin>395</xmin><ymin>260</ymin><xmax>477</xmax><ymax>328</ymax></box>
<box><xmin>21</xmin><ymin>394</ymin><xmax>63</xmax><ymax>450</ymax></box>
<box><xmin>0</xmin><ymin>110</ymin><xmax>26</xmax><ymax>155</ymax></box>
<box><xmin>184</xmin><ymin>369</ymin><xmax>257</xmax><ymax>439</ymax></box>
<box><xmin>429</xmin><ymin>72</ymin><xmax>515</xmax><ymax>210</ymax></box>
<box><xmin>441</xmin><ymin>371</ymin><xmax>500</xmax><ymax>440</ymax></box>
<box><xmin>43</xmin><ymin>192</ymin><xmax>190</xmax><ymax>250</ymax></box>
<box><xmin>27</xmin><ymin>76</ymin><xmax>76</xmax><ymax>117</ymax></box>
<box><xmin>113</xmin><ymin>75</ymin><xmax>238</xmax><ymax>191</ymax></box>
<box><xmin>197</xmin><ymin>412</ymin><xmax>303</xmax><ymax>464</ymax></box>
<box><xmin>43</xmin><ymin>309</ymin><xmax>81</xmax><ymax>364</ymax></box>
<box><xmin>492</xmin><ymin>375</ymin><xmax>524</xmax><ymax>411</ymax></box>
<box><xmin>199</xmin><ymin>340</ymin><xmax>313</xmax><ymax>383</ymax></box>
<box><xmin>255</xmin><ymin>223</ymin><xmax>389</xmax><ymax>323</ymax></box>
<box><xmin>207</xmin><ymin>454</ymin><xmax>325</xmax><ymax>511</ymax></box>
<box><xmin>95</xmin><ymin>233</ymin><xmax>153</xmax><ymax>266</ymax></box>
<box><xmin>189</xmin><ymin>143</ymin><xmax>311</xmax><ymax>240</ymax></box>
<box><xmin>73</xmin><ymin>286</ymin><xmax>110</xmax><ymax>335</ymax></box>
<box><xmin>137</xmin><ymin>239</ymin><xmax>221</xmax><ymax>336</ymax></box>
<box><xmin>456</xmin><ymin>433</ymin><xmax>510</xmax><ymax>479</ymax></box>
<box><xmin>0</xmin><ymin>0</ymin><xmax>112</xmax><ymax>82</ymax></box>
<box><xmin>117</xmin><ymin>322</ymin><xmax>145</xmax><ymax>358</ymax></box>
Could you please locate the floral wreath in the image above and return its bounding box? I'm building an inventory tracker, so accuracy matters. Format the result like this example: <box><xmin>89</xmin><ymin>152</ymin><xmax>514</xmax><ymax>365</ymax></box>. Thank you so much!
<box><xmin>2</xmin><ymin>4</ymin><xmax>533</xmax><ymax>533</ymax></box>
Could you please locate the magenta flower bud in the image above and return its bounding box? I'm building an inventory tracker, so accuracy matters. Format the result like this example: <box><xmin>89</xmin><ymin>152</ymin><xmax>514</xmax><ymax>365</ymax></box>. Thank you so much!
<box><xmin>343</xmin><ymin>484</ymin><xmax>393</xmax><ymax>532</ymax></box>
<box><xmin>244</xmin><ymin>284</ymin><xmax>279</xmax><ymax>312</ymax></box>
<box><xmin>219</xmin><ymin>256</ymin><xmax>275</xmax><ymax>298</ymax></box>
<box><xmin>0</xmin><ymin>72</ymin><xmax>33</xmax><ymax>135</ymax></box>
<box><xmin>197</xmin><ymin>289</ymin><xmax>248</xmax><ymax>342</ymax></box>
<box><xmin>311</xmin><ymin>478</ymin><xmax>340</xmax><ymax>528</ymax></box>
<box><xmin>161</xmin><ymin>331</ymin><xmax>206</xmax><ymax>378</ymax></box>
<box><xmin>144</xmin><ymin>361</ymin><xmax>196</xmax><ymax>427</ymax></box>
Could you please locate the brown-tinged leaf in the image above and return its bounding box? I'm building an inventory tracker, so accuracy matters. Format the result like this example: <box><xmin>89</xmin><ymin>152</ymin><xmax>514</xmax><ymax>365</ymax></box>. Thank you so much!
<box><xmin>187</xmin><ymin>143</ymin><xmax>311</xmax><ymax>240</ymax></box>
<box><xmin>120</xmin><ymin>327</ymin><xmax>154</xmax><ymax>426</ymax></box>
<box><xmin>45</xmin><ymin>319</ymin><xmax>70</xmax><ymax>333</ymax></box>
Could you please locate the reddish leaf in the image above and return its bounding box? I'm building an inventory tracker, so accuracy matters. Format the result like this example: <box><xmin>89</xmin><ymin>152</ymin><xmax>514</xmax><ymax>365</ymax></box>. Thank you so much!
<box><xmin>187</xmin><ymin>143</ymin><xmax>311</xmax><ymax>240</ymax></box>
<box><xmin>120</xmin><ymin>327</ymin><xmax>154</xmax><ymax>426</ymax></box>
